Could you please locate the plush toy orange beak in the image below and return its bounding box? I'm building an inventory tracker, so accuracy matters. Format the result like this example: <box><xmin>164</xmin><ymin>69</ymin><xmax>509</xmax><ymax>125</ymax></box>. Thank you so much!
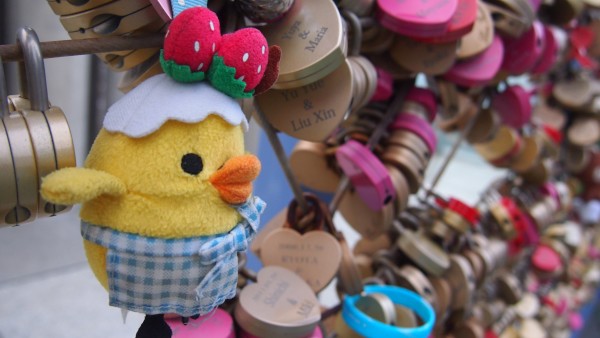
<box><xmin>209</xmin><ymin>154</ymin><xmax>261</xmax><ymax>204</ymax></box>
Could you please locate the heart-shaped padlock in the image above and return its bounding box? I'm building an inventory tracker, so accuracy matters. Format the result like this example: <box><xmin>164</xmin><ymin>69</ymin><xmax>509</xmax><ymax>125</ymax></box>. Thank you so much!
<box><xmin>336</xmin><ymin>139</ymin><xmax>396</xmax><ymax>211</ymax></box>
<box><xmin>260</xmin><ymin>0</ymin><xmax>346</xmax><ymax>89</ymax></box>
<box><xmin>457</xmin><ymin>1</ymin><xmax>494</xmax><ymax>59</ymax></box>
<box><xmin>530</xmin><ymin>25</ymin><xmax>560</xmax><ymax>75</ymax></box>
<box><xmin>445</xmin><ymin>35</ymin><xmax>505</xmax><ymax>87</ymax></box>
<box><xmin>491</xmin><ymin>85</ymin><xmax>532</xmax><ymax>129</ymax></box>
<box><xmin>376</xmin><ymin>0</ymin><xmax>458</xmax><ymax>38</ymax></box>
<box><xmin>419</xmin><ymin>0</ymin><xmax>478</xmax><ymax>43</ymax></box>
<box><xmin>501</xmin><ymin>21</ymin><xmax>546</xmax><ymax>75</ymax></box>
<box><xmin>290</xmin><ymin>140</ymin><xmax>341</xmax><ymax>193</ymax></box>
<box><xmin>256</xmin><ymin>59</ymin><xmax>353</xmax><ymax>142</ymax></box>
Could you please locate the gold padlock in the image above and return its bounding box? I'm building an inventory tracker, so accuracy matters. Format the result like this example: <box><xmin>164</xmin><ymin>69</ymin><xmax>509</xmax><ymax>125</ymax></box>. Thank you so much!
<box><xmin>1</xmin><ymin>28</ymin><xmax>76</xmax><ymax>227</ymax></box>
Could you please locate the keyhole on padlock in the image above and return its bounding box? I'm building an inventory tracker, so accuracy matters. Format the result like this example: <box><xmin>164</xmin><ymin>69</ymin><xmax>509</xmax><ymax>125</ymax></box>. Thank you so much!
<box><xmin>422</xmin><ymin>286</ymin><xmax>433</xmax><ymax>297</ymax></box>
<box><xmin>5</xmin><ymin>206</ymin><xmax>32</xmax><ymax>225</ymax></box>
<box><xmin>60</xmin><ymin>0</ymin><xmax>90</xmax><ymax>5</ymax></box>
<box><xmin>90</xmin><ymin>14</ymin><xmax>123</xmax><ymax>35</ymax></box>
<box><xmin>44</xmin><ymin>202</ymin><xmax>67</xmax><ymax>215</ymax></box>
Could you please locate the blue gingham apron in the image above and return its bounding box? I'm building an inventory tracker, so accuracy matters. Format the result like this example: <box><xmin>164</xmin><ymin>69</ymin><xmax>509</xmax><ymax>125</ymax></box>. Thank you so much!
<box><xmin>81</xmin><ymin>196</ymin><xmax>265</xmax><ymax>317</ymax></box>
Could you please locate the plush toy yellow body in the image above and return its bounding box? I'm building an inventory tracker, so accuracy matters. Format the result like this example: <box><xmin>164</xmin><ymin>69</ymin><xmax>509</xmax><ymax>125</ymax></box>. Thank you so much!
<box><xmin>40</xmin><ymin>73</ymin><xmax>264</xmax><ymax>332</ymax></box>
<box><xmin>43</xmin><ymin>115</ymin><xmax>259</xmax><ymax>290</ymax></box>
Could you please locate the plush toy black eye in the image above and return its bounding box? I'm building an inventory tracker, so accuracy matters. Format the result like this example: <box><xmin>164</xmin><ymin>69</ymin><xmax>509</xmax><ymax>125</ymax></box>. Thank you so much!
<box><xmin>181</xmin><ymin>153</ymin><xmax>203</xmax><ymax>175</ymax></box>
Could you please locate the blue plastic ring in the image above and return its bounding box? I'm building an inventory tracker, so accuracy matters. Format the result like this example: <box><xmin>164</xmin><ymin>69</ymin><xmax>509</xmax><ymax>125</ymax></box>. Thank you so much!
<box><xmin>342</xmin><ymin>285</ymin><xmax>436</xmax><ymax>338</ymax></box>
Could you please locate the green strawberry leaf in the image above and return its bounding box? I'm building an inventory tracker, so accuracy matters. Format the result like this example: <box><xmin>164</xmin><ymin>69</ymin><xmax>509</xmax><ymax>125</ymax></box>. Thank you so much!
<box><xmin>159</xmin><ymin>50</ymin><xmax>206</xmax><ymax>83</ymax></box>
<box><xmin>207</xmin><ymin>55</ymin><xmax>254</xmax><ymax>99</ymax></box>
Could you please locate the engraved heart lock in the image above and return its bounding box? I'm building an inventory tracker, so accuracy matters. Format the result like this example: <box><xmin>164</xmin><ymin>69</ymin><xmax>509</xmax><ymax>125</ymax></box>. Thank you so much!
<box><xmin>260</xmin><ymin>194</ymin><xmax>343</xmax><ymax>293</ymax></box>
<box><xmin>376</xmin><ymin>0</ymin><xmax>458</xmax><ymax>38</ymax></box>
<box><xmin>445</xmin><ymin>35</ymin><xmax>504</xmax><ymax>87</ymax></box>
<box><xmin>390</xmin><ymin>35</ymin><xmax>458</xmax><ymax>76</ymax></box>
<box><xmin>234</xmin><ymin>266</ymin><xmax>321</xmax><ymax>338</ymax></box>
<box><xmin>290</xmin><ymin>140</ymin><xmax>341</xmax><ymax>193</ymax></box>
<box><xmin>501</xmin><ymin>21</ymin><xmax>546</xmax><ymax>75</ymax></box>
<box><xmin>60</xmin><ymin>0</ymin><xmax>163</xmax><ymax>39</ymax></box>
<box><xmin>336</xmin><ymin>139</ymin><xmax>396</xmax><ymax>211</ymax></box>
<box><xmin>491</xmin><ymin>85</ymin><xmax>532</xmax><ymax>129</ymax></box>
<box><xmin>256</xmin><ymin>58</ymin><xmax>353</xmax><ymax>142</ymax></box>
<box><xmin>251</xmin><ymin>207</ymin><xmax>291</xmax><ymax>257</ymax></box>
<box><xmin>457</xmin><ymin>1</ymin><xmax>494</xmax><ymax>59</ymax></box>
<box><xmin>419</xmin><ymin>0</ymin><xmax>478</xmax><ymax>43</ymax></box>
<box><xmin>260</xmin><ymin>0</ymin><xmax>347</xmax><ymax>89</ymax></box>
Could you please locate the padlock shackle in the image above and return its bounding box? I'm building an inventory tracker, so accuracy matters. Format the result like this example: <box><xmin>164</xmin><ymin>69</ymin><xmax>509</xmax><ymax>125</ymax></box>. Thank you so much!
<box><xmin>0</xmin><ymin>56</ymin><xmax>8</xmax><ymax>118</ymax></box>
<box><xmin>16</xmin><ymin>27</ymin><xmax>49</xmax><ymax>111</ymax></box>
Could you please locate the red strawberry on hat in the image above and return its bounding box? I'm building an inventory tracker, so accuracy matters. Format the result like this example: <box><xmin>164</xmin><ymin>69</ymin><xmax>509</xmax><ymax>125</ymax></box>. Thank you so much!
<box><xmin>161</xmin><ymin>7</ymin><xmax>221</xmax><ymax>82</ymax></box>
<box><xmin>160</xmin><ymin>6</ymin><xmax>281</xmax><ymax>98</ymax></box>
<box><xmin>218</xmin><ymin>28</ymin><xmax>269</xmax><ymax>91</ymax></box>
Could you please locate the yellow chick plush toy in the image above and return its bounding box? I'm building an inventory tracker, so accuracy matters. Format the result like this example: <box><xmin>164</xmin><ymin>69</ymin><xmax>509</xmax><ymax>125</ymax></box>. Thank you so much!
<box><xmin>41</xmin><ymin>6</ymin><xmax>280</xmax><ymax>337</ymax></box>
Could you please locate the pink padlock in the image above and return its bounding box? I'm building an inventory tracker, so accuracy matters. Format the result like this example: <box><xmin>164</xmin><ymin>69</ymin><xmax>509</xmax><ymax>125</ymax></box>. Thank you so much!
<box><xmin>390</xmin><ymin>114</ymin><xmax>438</xmax><ymax>153</ymax></box>
<box><xmin>501</xmin><ymin>21</ymin><xmax>546</xmax><ymax>75</ymax></box>
<box><xmin>376</xmin><ymin>0</ymin><xmax>458</xmax><ymax>38</ymax></box>
<box><xmin>529</xmin><ymin>0</ymin><xmax>543</xmax><ymax>12</ymax></box>
<box><xmin>491</xmin><ymin>85</ymin><xmax>532</xmax><ymax>129</ymax></box>
<box><xmin>371</xmin><ymin>68</ymin><xmax>394</xmax><ymax>102</ymax></box>
<box><xmin>540</xmin><ymin>182</ymin><xmax>561</xmax><ymax>209</ymax></box>
<box><xmin>150</xmin><ymin>0</ymin><xmax>173</xmax><ymax>21</ymax></box>
<box><xmin>336</xmin><ymin>140</ymin><xmax>396</xmax><ymax>211</ymax></box>
<box><xmin>531</xmin><ymin>25</ymin><xmax>559</xmax><ymax>75</ymax></box>
<box><xmin>404</xmin><ymin>87</ymin><xmax>438</xmax><ymax>122</ymax></box>
<box><xmin>531</xmin><ymin>245</ymin><xmax>562</xmax><ymax>277</ymax></box>
<box><xmin>569</xmin><ymin>312</ymin><xmax>584</xmax><ymax>331</ymax></box>
<box><xmin>166</xmin><ymin>309</ymin><xmax>236</xmax><ymax>338</ymax></box>
<box><xmin>420</xmin><ymin>0</ymin><xmax>478</xmax><ymax>43</ymax></box>
<box><xmin>240</xmin><ymin>325</ymin><xmax>324</xmax><ymax>338</ymax></box>
<box><xmin>444</xmin><ymin>35</ymin><xmax>504</xmax><ymax>87</ymax></box>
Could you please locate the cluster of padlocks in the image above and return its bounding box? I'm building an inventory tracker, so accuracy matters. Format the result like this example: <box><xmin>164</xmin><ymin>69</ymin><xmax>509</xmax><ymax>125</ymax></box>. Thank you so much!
<box><xmin>2</xmin><ymin>0</ymin><xmax>600</xmax><ymax>336</ymax></box>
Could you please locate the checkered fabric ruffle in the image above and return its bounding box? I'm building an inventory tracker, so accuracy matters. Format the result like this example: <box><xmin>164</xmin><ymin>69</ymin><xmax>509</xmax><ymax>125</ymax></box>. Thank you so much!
<box><xmin>81</xmin><ymin>196</ymin><xmax>265</xmax><ymax>316</ymax></box>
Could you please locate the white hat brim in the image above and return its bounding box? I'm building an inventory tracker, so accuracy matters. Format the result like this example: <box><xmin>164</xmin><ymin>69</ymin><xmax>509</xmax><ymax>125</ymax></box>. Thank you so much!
<box><xmin>104</xmin><ymin>73</ymin><xmax>248</xmax><ymax>138</ymax></box>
